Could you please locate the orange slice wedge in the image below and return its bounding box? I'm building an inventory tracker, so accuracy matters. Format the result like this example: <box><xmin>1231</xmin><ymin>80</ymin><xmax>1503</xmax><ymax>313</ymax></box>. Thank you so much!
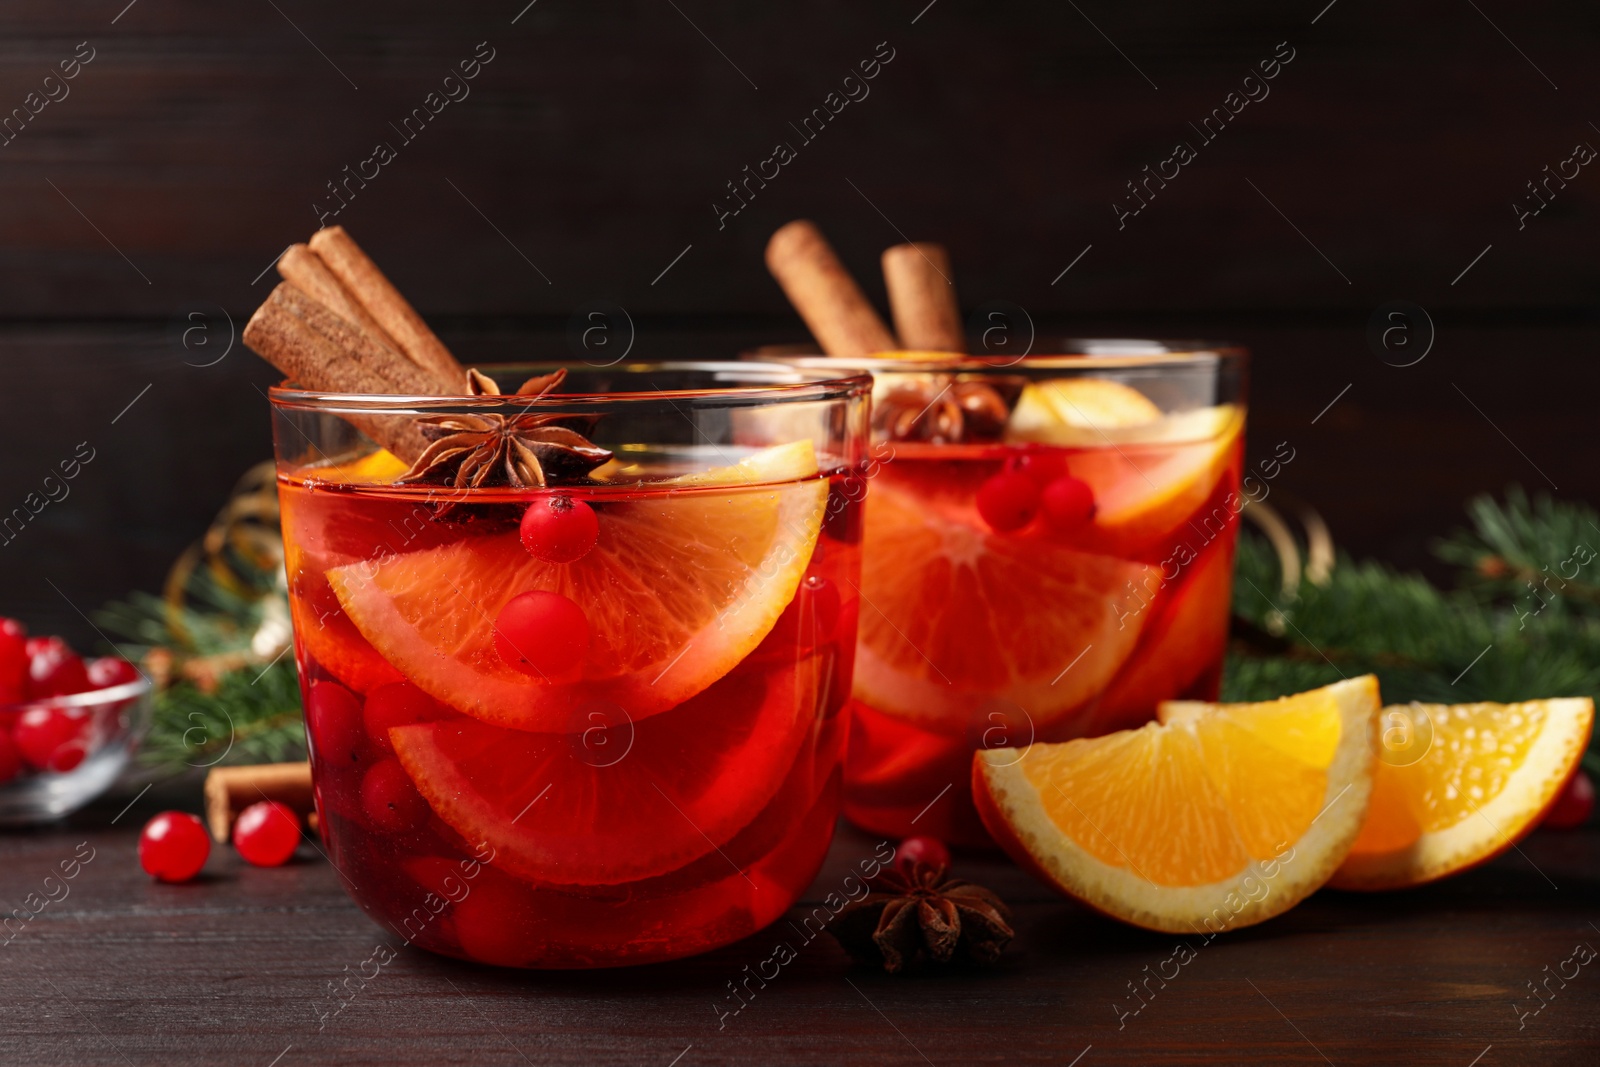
<box><xmin>855</xmin><ymin>477</ymin><xmax>1156</xmax><ymax>738</ymax></box>
<box><xmin>391</xmin><ymin>657</ymin><xmax>815</xmax><ymax>885</ymax></box>
<box><xmin>329</xmin><ymin>442</ymin><xmax>826</xmax><ymax>730</ymax></box>
<box><xmin>1008</xmin><ymin>378</ymin><xmax>1164</xmax><ymax>438</ymax></box>
<box><xmin>1069</xmin><ymin>408</ymin><xmax>1244</xmax><ymax>556</ymax></box>
<box><xmin>974</xmin><ymin>677</ymin><xmax>1379</xmax><ymax>933</ymax></box>
<box><xmin>1331</xmin><ymin>697</ymin><xmax>1594</xmax><ymax>890</ymax></box>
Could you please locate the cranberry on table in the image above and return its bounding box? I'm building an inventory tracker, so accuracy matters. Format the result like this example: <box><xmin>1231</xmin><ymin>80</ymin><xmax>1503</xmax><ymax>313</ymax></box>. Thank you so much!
<box><xmin>0</xmin><ymin>617</ymin><xmax>28</xmax><ymax>701</ymax></box>
<box><xmin>976</xmin><ymin>471</ymin><xmax>1041</xmax><ymax>533</ymax></box>
<box><xmin>233</xmin><ymin>800</ymin><xmax>303</xmax><ymax>867</ymax></box>
<box><xmin>1040</xmin><ymin>475</ymin><xmax>1097</xmax><ymax>533</ymax></box>
<box><xmin>360</xmin><ymin>759</ymin><xmax>429</xmax><ymax>833</ymax></box>
<box><xmin>0</xmin><ymin>730</ymin><xmax>22</xmax><ymax>784</ymax></box>
<box><xmin>896</xmin><ymin>835</ymin><xmax>952</xmax><ymax>872</ymax></box>
<box><xmin>362</xmin><ymin>682</ymin><xmax>442</xmax><ymax>755</ymax></box>
<box><xmin>494</xmin><ymin>591</ymin><xmax>590</xmax><ymax>677</ymax></box>
<box><xmin>520</xmin><ymin>495</ymin><xmax>600</xmax><ymax>564</ymax></box>
<box><xmin>25</xmin><ymin>637</ymin><xmax>90</xmax><ymax>699</ymax></box>
<box><xmin>14</xmin><ymin>705</ymin><xmax>92</xmax><ymax>773</ymax></box>
<box><xmin>139</xmin><ymin>812</ymin><xmax>211</xmax><ymax>883</ymax></box>
<box><xmin>85</xmin><ymin>656</ymin><xmax>141</xmax><ymax>690</ymax></box>
<box><xmin>1543</xmin><ymin>768</ymin><xmax>1595</xmax><ymax>830</ymax></box>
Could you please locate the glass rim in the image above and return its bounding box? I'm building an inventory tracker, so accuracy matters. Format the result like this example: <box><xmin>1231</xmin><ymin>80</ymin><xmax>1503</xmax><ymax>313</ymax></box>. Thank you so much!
<box><xmin>0</xmin><ymin>676</ymin><xmax>151</xmax><ymax>714</ymax></box>
<box><xmin>269</xmin><ymin>360</ymin><xmax>874</xmax><ymax>413</ymax></box>
<box><xmin>748</xmin><ymin>338</ymin><xmax>1246</xmax><ymax>373</ymax></box>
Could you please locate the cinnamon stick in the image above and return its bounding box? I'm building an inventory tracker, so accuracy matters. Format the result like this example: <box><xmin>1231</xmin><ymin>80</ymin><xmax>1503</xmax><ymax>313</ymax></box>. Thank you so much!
<box><xmin>882</xmin><ymin>242</ymin><xmax>965</xmax><ymax>352</ymax></box>
<box><xmin>765</xmin><ymin>220</ymin><xmax>898</xmax><ymax>358</ymax></box>
<box><xmin>204</xmin><ymin>761</ymin><xmax>315</xmax><ymax>843</ymax></box>
<box><xmin>308</xmin><ymin>226</ymin><xmax>465</xmax><ymax>388</ymax></box>
<box><xmin>277</xmin><ymin>243</ymin><xmax>399</xmax><ymax>354</ymax></box>
<box><xmin>242</xmin><ymin>282</ymin><xmax>434</xmax><ymax>463</ymax></box>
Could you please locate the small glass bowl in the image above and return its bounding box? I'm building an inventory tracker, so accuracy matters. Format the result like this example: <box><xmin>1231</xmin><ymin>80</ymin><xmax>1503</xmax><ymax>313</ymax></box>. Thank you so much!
<box><xmin>0</xmin><ymin>679</ymin><xmax>152</xmax><ymax>824</ymax></box>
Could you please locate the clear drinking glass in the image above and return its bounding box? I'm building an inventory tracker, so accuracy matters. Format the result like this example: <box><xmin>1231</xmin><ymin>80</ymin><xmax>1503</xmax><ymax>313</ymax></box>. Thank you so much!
<box><xmin>270</xmin><ymin>363</ymin><xmax>870</xmax><ymax>967</ymax></box>
<box><xmin>765</xmin><ymin>343</ymin><xmax>1248</xmax><ymax>846</ymax></box>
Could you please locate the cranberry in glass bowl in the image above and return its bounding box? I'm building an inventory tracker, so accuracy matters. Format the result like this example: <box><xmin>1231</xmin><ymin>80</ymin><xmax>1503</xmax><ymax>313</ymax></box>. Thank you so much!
<box><xmin>0</xmin><ymin>620</ymin><xmax>151</xmax><ymax>824</ymax></box>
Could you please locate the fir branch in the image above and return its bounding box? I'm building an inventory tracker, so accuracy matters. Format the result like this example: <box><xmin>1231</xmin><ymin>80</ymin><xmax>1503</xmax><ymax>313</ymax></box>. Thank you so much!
<box><xmin>1434</xmin><ymin>486</ymin><xmax>1600</xmax><ymax>615</ymax></box>
<box><xmin>1226</xmin><ymin>488</ymin><xmax>1600</xmax><ymax>766</ymax></box>
<box><xmin>138</xmin><ymin>657</ymin><xmax>307</xmax><ymax>773</ymax></box>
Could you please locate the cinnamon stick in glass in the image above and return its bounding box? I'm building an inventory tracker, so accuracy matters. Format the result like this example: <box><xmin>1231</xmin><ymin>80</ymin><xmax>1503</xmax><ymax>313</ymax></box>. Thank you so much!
<box><xmin>308</xmin><ymin>226</ymin><xmax>465</xmax><ymax>389</ymax></box>
<box><xmin>242</xmin><ymin>282</ymin><xmax>434</xmax><ymax>463</ymax></box>
<box><xmin>882</xmin><ymin>242</ymin><xmax>965</xmax><ymax>352</ymax></box>
<box><xmin>765</xmin><ymin>220</ymin><xmax>898</xmax><ymax>358</ymax></box>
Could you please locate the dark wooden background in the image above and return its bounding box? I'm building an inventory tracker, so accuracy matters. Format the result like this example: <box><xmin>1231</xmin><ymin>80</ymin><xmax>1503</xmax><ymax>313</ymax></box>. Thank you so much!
<box><xmin>3</xmin><ymin>1</ymin><xmax>1599</xmax><ymax>640</ymax></box>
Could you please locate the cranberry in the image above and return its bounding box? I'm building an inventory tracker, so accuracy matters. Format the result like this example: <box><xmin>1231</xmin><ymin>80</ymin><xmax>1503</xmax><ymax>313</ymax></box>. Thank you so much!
<box><xmin>85</xmin><ymin>656</ymin><xmax>141</xmax><ymax>690</ymax></box>
<box><xmin>362</xmin><ymin>682</ymin><xmax>442</xmax><ymax>755</ymax></box>
<box><xmin>1007</xmin><ymin>450</ymin><xmax>1067</xmax><ymax>487</ymax></box>
<box><xmin>139</xmin><ymin>811</ymin><xmax>211</xmax><ymax>883</ymax></box>
<box><xmin>1040</xmin><ymin>475</ymin><xmax>1097</xmax><ymax>533</ymax></box>
<box><xmin>307</xmin><ymin>681</ymin><xmax>365</xmax><ymax>763</ymax></box>
<box><xmin>360</xmin><ymin>759</ymin><xmax>428</xmax><ymax>833</ymax></box>
<box><xmin>519</xmin><ymin>496</ymin><xmax>599</xmax><ymax>564</ymax></box>
<box><xmin>14</xmin><ymin>705</ymin><xmax>92</xmax><ymax>772</ymax></box>
<box><xmin>0</xmin><ymin>730</ymin><xmax>22</xmax><ymax>784</ymax></box>
<box><xmin>25</xmin><ymin>637</ymin><xmax>90</xmax><ymax>699</ymax></box>
<box><xmin>494</xmin><ymin>591</ymin><xmax>589</xmax><ymax>677</ymax></box>
<box><xmin>1543</xmin><ymin>768</ymin><xmax>1595</xmax><ymax>830</ymax></box>
<box><xmin>975</xmin><ymin>471</ymin><xmax>1041</xmax><ymax>533</ymax></box>
<box><xmin>896</xmin><ymin>835</ymin><xmax>952</xmax><ymax>872</ymax></box>
<box><xmin>232</xmin><ymin>800</ymin><xmax>302</xmax><ymax>867</ymax></box>
<box><xmin>0</xmin><ymin>617</ymin><xmax>27</xmax><ymax>701</ymax></box>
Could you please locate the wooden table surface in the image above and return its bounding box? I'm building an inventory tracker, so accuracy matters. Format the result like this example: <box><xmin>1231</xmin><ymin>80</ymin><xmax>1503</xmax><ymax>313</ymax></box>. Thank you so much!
<box><xmin>1</xmin><ymin>780</ymin><xmax>1595</xmax><ymax>1066</ymax></box>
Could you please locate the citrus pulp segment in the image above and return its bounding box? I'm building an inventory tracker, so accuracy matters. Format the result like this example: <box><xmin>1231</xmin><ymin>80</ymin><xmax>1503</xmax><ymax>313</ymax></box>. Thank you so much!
<box><xmin>390</xmin><ymin>660</ymin><xmax>814</xmax><ymax>885</ymax></box>
<box><xmin>1331</xmin><ymin>697</ymin><xmax>1594</xmax><ymax>890</ymax></box>
<box><xmin>974</xmin><ymin>676</ymin><xmax>1379</xmax><ymax>933</ymax></box>
<box><xmin>328</xmin><ymin>442</ymin><xmax>827</xmax><ymax>730</ymax></box>
<box><xmin>854</xmin><ymin>478</ymin><xmax>1155</xmax><ymax>738</ymax></box>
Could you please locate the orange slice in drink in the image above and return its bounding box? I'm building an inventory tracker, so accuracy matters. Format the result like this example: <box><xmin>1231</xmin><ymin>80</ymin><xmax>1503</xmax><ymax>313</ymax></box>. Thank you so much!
<box><xmin>329</xmin><ymin>442</ymin><xmax>826</xmax><ymax>730</ymax></box>
<box><xmin>1008</xmin><ymin>377</ymin><xmax>1163</xmax><ymax>439</ymax></box>
<box><xmin>974</xmin><ymin>676</ymin><xmax>1379</xmax><ymax>932</ymax></box>
<box><xmin>1331</xmin><ymin>697</ymin><xmax>1594</xmax><ymax>890</ymax></box>
<box><xmin>1069</xmin><ymin>408</ymin><xmax>1244</xmax><ymax>557</ymax></box>
<box><xmin>1008</xmin><ymin>378</ymin><xmax>1243</xmax><ymax>557</ymax></box>
<box><xmin>391</xmin><ymin>657</ymin><xmax>816</xmax><ymax>885</ymax></box>
<box><xmin>1077</xmin><ymin>538</ymin><xmax>1235</xmax><ymax>736</ymax></box>
<box><xmin>854</xmin><ymin>478</ymin><xmax>1156</xmax><ymax>738</ymax></box>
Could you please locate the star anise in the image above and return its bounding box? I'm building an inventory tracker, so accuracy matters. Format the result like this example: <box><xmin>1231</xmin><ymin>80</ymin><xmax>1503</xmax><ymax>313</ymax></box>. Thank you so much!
<box><xmin>829</xmin><ymin>860</ymin><xmax>1014</xmax><ymax>973</ymax></box>
<box><xmin>873</xmin><ymin>375</ymin><xmax>1017</xmax><ymax>444</ymax></box>
<box><xmin>399</xmin><ymin>368</ymin><xmax>612</xmax><ymax>489</ymax></box>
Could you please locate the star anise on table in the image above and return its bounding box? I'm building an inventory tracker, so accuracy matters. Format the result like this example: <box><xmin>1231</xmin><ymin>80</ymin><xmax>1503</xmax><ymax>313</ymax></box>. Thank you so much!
<box><xmin>873</xmin><ymin>376</ymin><xmax>1017</xmax><ymax>444</ymax></box>
<box><xmin>399</xmin><ymin>368</ymin><xmax>613</xmax><ymax>489</ymax></box>
<box><xmin>829</xmin><ymin>861</ymin><xmax>1014</xmax><ymax>973</ymax></box>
